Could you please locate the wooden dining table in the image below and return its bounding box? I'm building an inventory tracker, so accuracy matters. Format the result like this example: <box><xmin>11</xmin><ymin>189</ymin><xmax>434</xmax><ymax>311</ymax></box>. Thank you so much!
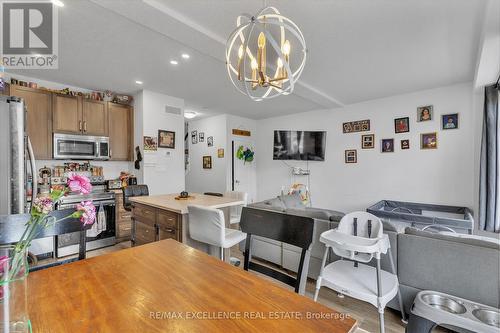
<box><xmin>26</xmin><ymin>239</ymin><xmax>357</xmax><ymax>332</ymax></box>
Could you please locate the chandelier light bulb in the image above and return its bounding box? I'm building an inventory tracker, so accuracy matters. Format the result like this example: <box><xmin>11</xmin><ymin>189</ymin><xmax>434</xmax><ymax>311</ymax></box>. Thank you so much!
<box><xmin>282</xmin><ymin>40</ymin><xmax>291</xmax><ymax>56</ymax></box>
<box><xmin>225</xmin><ymin>6</ymin><xmax>307</xmax><ymax>101</ymax></box>
<box><xmin>251</xmin><ymin>58</ymin><xmax>258</xmax><ymax>70</ymax></box>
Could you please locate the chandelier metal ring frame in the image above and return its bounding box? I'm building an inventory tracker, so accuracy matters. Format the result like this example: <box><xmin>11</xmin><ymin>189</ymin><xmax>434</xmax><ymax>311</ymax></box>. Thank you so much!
<box><xmin>225</xmin><ymin>6</ymin><xmax>307</xmax><ymax>101</ymax></box>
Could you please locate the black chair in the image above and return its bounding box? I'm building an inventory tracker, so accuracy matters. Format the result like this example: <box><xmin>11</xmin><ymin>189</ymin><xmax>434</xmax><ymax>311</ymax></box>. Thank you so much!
<box><xmin>239</xmin><ymin>207</ymin><xmax>315</xmax><ymax>293</ymax></box>
<box><xmin>123</xmin><ymin>185</ymin><xmax>149</xmax><ymax>211</ymax></box>
<box><xmin>204</xmin><ymin>192</ymin><xmax>223</xmax><ymax>197</ymax></box>
<box><xmin>0</xmin><ymin>209</ymin><xmax>91</xmax><ymax>271</ymax></box>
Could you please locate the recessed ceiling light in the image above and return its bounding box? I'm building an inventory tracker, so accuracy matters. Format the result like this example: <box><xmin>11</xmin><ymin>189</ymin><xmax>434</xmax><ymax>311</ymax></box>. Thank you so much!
<box><xmin>135</xmin><ymin>80</ymin><xmax>143</xmax><ymax>85</ymax></box>
<box><xmin>52</xmin><ymin>0</ymin><xmax>64</xmax><ymax>7</ymax></box>
<box><xmin>170</xmin><ymin>60</ymin><xmax>178</xmax><ymax>65</ymax></box>
<box><xmin>181</xmin><ymin>53</ymin><xmax>190</xmax><ymax>59</ymax></box>
<box><xmin>184</xmin><ymin>111</ymin><xmax>197</xmax><ymax>119</ymax></box>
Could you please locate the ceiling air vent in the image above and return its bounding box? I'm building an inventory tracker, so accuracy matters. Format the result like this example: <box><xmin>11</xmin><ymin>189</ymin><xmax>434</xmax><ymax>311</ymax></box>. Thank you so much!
<box><xmin>165</xmin><ymin>105</ymin><xmax>182</xmax><ymax>115</ymax></box>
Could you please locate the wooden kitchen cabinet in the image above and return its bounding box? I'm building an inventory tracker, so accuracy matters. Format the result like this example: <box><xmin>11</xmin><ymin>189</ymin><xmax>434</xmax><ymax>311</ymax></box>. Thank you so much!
<box><xmin>53</xmin><ymin>95</ymin><xmax>109</xmax><ymax>136</ymax></box>
<box><xmin>52</xmin><ymin>94</ymin><xmax>81</xmax><ymax>134</ymax></box>
<box><xmin>82</xmin><ymin>99</ymin><xmax>108</xmax><ymax>136</ymax></box>
<box><xmin>10</xmin><ymin>85</ymin><xmax>52</xmax><ymax>159</ymax></box>
<box><xmin>114</xmin><ymin>190</ymin><xmax>132</xmax><ymax>242</ymax></box>
<box><xmin>131</xmin><ymin>203</ymin><xmax>182</xmax><ymax>247</ymax></box>
<box><xmin>108</xmin><ymin>102</ymin><xmax>132</xmax><ymax>161</ymax></box>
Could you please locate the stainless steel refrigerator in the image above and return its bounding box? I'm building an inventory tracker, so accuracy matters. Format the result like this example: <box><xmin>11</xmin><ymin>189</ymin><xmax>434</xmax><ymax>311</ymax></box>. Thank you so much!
<box><xmin>0</xmin><ymin>95</ymin><xmax>37</xmax><ymax>215</ymax></box>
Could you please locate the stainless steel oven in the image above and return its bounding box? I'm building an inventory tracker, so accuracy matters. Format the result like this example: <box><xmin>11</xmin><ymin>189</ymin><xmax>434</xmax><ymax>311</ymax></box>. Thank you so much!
<box><xmin>53</xmin><ymin>133</ymin><xmax>109</xmax><ymax>160</ymax></box>
<box><xmin>56</xmin><ymin>189</ymin><xmax>116</xmax><ymax>257</ymax></box>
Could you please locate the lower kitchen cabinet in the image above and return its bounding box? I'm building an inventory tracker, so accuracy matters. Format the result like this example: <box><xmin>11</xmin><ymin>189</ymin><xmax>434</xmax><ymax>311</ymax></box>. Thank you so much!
<box><xmin>114</xmin><ymin>190</ymin><xmax>132</xmax><ymax>242</ymax></box>
<box><xmin>131</xmin><ymin>203</ymin><xmax>182</xmax><ymax>246</ymax></box>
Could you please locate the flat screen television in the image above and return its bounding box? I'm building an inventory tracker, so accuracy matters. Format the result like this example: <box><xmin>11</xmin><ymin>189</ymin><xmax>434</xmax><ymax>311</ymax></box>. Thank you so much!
<box><xmin>273</xmin><ymin>130</ymin><xmax>326</xmax><ymax>161</ymax></box>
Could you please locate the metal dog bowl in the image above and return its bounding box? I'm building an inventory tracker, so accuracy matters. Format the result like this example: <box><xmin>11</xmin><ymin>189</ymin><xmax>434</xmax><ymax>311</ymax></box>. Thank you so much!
<box><xmin>472</xmin><ymin>308</ymin><xmax>500</xmax><ymax>328</ymax></box>
<box><xmin>420</xmin><ymin>293</ymin><xmax>466</xmax><ymax>314</ymax></box>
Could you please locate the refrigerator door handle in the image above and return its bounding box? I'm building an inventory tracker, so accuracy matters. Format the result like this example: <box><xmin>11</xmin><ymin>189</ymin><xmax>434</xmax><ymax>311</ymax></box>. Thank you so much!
<box><xmin>27</xmin><ymin>136</ymin><xmax>37</xmax><ymax>208</ymax></box>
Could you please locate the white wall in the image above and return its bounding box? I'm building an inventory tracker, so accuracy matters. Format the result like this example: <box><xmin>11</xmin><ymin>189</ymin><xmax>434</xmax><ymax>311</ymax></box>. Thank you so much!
<box><xmin>256</xmin><ymin>82</ymin><xmax>475</xmax><ymax>213</ymax></box>
<box><xmin>186</xmin><ymin>114</ymin><xmax>228</xmax><ymax>194</ymax></box>
<box><xmin>226</xmin><ymin>115</ymin><xmax>257</xmax><ymax>203</ymax></box>
<box><xmin>138</xmin><ymin>90</ymin><xmax>185</xmax><ymax>195</ymax></box>
<box><xmin>184</xmin><ymin>114</ymin><xmax>257</xmax><ymax>200</ymax></box>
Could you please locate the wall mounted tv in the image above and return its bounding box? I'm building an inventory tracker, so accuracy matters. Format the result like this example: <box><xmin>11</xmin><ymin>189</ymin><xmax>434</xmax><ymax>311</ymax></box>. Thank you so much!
<box><xmin>273</xmin><ymin>130</ymin><xmax>326</xmax><ymax>161</ymax></box>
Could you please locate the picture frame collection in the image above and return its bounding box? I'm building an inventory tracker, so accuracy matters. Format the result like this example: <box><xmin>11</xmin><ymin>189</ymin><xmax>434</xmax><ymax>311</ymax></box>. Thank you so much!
<box><xmin>344</xmin><ymin>106</ymin><xmax>459</xmax><ymax>163</ymax></box>
<box><xmin>190</xmin><ymin>130</ymin><xmax>223</xmax><ymax>170</ymax></box>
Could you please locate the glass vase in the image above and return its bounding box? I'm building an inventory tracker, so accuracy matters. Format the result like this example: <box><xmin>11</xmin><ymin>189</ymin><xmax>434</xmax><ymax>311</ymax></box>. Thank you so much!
<box><xmin>0</xmin><ymin>245</ymin><xmax>30</xmax><ymax>333</ymax></box>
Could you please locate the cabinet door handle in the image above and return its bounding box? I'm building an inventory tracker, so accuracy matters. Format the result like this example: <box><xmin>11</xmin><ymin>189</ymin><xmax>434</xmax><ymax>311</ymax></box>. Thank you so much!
<box><xmin>164</xmin><ymin>228</ymin><xmax>175</xmax><ymax>233</ymax></box>
<box><xmin>154</xmin><ymin>224</ymin><xmax>160</xmax><ymax>241</ymax></box>
<box><xmin>79</xmin><ymin>121</ymin><xmax>82</xmax><ymax>131</ymax></box>
<box><xmin>83</xmin><ymin>121</ymin><xmax>87</xmax><ymax>132</ymax></box>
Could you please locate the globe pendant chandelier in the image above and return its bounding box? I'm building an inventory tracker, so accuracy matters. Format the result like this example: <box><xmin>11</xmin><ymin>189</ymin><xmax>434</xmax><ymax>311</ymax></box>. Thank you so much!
<box><xmin>225</xmin><ymin>6</ymin><xmax>307</xmax><ymax>101</ymax></box>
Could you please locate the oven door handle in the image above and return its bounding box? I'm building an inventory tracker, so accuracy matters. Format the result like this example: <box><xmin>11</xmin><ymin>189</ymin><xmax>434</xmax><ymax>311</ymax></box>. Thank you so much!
<box><xmin>58</xmin><ymin>201</ymin><xmax>116</xmax><ymax>210</ymax></box>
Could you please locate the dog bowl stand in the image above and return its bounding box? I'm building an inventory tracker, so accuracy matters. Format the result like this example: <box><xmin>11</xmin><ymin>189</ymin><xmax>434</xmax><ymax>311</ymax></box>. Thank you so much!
<box><xmin>406</xmin><ymin>290</ymin><xmax>500</xmax><ymax>333</ymax></box>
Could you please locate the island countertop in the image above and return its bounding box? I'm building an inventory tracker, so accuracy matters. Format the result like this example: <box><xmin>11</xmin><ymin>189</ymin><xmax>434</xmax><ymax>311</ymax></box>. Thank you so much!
<box><xmin>129</xmin><ymin>193</ymin><xmax>245</xmax><ymax>214</ymax></box>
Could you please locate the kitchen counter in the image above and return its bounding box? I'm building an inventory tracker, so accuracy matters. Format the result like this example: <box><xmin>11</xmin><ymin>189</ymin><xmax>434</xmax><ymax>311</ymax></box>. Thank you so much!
<box><xmin>129</xmin><ymin>193</ymin><xmax>244</xmax><ymax>215</ymax></box>
<box><xmin>129</xmin><ymin>193</ymin><xmax>245</xmax><ymax>254</ymax></box>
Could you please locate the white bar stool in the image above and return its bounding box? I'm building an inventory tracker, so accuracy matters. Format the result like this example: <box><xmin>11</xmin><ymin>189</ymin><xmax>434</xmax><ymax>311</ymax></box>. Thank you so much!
<box><xmin>313</xmin><ymin>211</ymin><xmax>406</xmax><ymax>333</ymax></box>
<box><xmin>187</xmin><ymin>205</ymin><xmax>246</xmax><ymax>261</ymax></box>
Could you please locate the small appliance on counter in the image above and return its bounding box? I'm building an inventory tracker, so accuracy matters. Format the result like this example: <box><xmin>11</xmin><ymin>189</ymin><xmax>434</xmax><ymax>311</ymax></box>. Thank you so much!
<box><xmin>127</xmin><ymin>176</ymin><xmax>137</xmax><ymax>186</ymax></box>
<box><xmin>107</xmin><ymin>179</ymin><xmax>122</xmax><ymax>190</ymax></box>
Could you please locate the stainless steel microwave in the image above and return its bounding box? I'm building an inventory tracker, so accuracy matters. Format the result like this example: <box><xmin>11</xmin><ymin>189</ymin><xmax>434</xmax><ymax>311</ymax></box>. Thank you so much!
<box><xmin>53</xmin><ymin>133</ymin><xmax>110</xmax><ymax>160</ymax></box>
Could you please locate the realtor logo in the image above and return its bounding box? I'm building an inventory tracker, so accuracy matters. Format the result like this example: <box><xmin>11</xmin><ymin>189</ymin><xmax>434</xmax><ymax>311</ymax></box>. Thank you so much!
<box><xmin>1</xmin><ymin>1</ymin><xmax>58</xmax><ymax>68</ymax></box>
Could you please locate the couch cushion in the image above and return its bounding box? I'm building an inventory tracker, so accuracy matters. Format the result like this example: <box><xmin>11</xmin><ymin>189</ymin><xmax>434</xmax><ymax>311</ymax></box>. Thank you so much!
<box><xmin>404</xmin><ymin>227</ymin><xmax>500</xmax><ymax>250</ymax></box>
<box><xmin>278</xmin><ymin>193</ymin><xmax>305</xmax><ymax>209</ymax></box>
<box><xmin>249</xmin><ymin>197</ymin><xmax>286</xmax><ymax>212</ymax></box>
<box><xmin>398</xmin><ymin>228</ymin><xmax>500</xmax><ymax>307</ymax></box>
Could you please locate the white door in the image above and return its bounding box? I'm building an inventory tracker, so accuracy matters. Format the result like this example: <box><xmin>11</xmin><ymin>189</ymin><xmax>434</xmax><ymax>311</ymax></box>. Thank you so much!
<box><xmin>232</xmin><ymin>139</ymin><xmax>256</xmax><ymax>203</ymax></box>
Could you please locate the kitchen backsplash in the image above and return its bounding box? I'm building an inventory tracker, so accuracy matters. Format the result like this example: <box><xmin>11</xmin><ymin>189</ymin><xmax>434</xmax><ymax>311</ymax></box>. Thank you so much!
<box><xmin>36</xmin><ymin>160</ymin><xmax>134</xmax><ymax>180</ymax></box>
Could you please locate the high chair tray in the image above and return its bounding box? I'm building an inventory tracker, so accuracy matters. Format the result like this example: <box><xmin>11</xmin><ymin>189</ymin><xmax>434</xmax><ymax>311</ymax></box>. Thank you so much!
<box><xmin>320</xmin><ymin>260</ymin><xmax>399</xmax><ymax>309</ymax></box>
<box><xmin>319</xmin><ymin>229</ymin><xmax>390</xmax><ymax>254</ymax></box>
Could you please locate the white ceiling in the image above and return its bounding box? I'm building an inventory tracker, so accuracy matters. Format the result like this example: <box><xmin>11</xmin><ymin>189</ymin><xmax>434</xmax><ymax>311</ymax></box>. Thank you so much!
<box><xmin>10</xmin><ymin>0</ymin><xmax>486</xmax><ymax>119</ymax></box>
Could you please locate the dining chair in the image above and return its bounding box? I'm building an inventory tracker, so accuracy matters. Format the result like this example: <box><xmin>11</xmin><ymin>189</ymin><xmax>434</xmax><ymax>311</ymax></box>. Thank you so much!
<box><xmin>224</xmin><ymin>191</ymin><xmax>248</xmax><ymax>224</ymax></box>
<box><xmin>203</xmin><ymin>192</ymin><xmax>223</xmax><ymax>197</ymax></box>
<box><xmin>239</xmin><ymin>206</ymin><xmax>315</xmax><ymax>294</ymax></box>
<box><xmin>123</xmin><ymin>184</ymin><xmax>149</xmax><ymax>212</ymax></box>
<box><xmin>187</xmin><ymin>205</ymin><xmax>246</xmax><ymax>261</ymax></box>
<box><xmin>0</xmin><ymin>209</ymin><xmax>90</xmax><ymax>272</ymax></box>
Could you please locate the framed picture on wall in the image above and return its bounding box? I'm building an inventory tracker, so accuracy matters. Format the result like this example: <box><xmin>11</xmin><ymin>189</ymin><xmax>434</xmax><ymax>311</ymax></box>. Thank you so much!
<box><xmin>361</xmin><ymin>134</ymin><xmax>375</xmax><ymax>149</ymax></box>
<box><xmin>441</xmin><ymin>113</ymin><xmax>459</xmax><ymax>130</ymax></box>
<box><xmin>191</xmin><ymin>130</ymin><xmax>198</xmax><ymax>144</ymax></box>
<box><xmin>203</xmin><ymin>156</ymin><xmax>212</xmax><ymax>169</ymax></box>
<box><xmin>417</xmin><ymin>105</ymin><xmax>433</xmax><ymax>122</ymax></box>
<box><xmin>143</xmin><ymin>136</ymin><xmax>157</xmax><ymax>151</ymax></box>
<box><xmin>381</xmin><ymin>138</ymin><xmax>394</xmax><ymax>153</ymax></box>
<box><xmin>199</xmin><ymin>132</ymin><xmax>205</xmax><ymax>142</ymax></box>
<box><xmin>394</xmin><ymin>117</ymin><xmax>410</xmax><ymax>133</ymax></box>
<box><xmin>345</xmin><ymin>149</ymin><xmax>357</xmax><ymax>163</ymax></box>
<box><xmin>207</xmin><ymin>136</ymin><xmax>214</xmax><ymax>147</ymax></box>
<box><xmin>217</xmin><ymin>148</ymin><xmax>224</xmax><ymax>158</ymax></box>
<box><xmin>401</xmin><ymin>139</ymin><xmax>410</xmax><ymax>150</ymax></box>
<box><xmin>158</xmin><ymin>130</ymin><xmax>175</xmax><ymax>149</ymax></box>
<box><xmin>420</xmin><ymin>132</ymin><xmax>437</xmax><ymax>149</ymax></box>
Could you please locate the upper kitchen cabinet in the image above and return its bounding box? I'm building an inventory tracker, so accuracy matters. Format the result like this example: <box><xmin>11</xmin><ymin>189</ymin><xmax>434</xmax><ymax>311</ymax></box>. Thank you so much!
<box><xmin>10</xmin><ymin>85</ymin><xmax>52</xmax><ymax>159</ymax></box>
<box><xmin>108</xmin><ymin>102</ymin><xmax>133</xmax><ymax>161</ymax></box>
<box><xmin>52</xmin><ymin>94</ymin><xmax>81</xmax><ymax>134</ymax></box>
<box><xmin>82</xmin><ymin>99</ymin><xmax>108</xmax><ymax>136</ymax></box>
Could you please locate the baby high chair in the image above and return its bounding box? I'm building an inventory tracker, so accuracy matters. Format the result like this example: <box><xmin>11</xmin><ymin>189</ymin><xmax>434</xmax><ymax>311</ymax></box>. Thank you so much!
<box><xmin>313</xmin><ymin>212</ymin><xmax>406</xmax><ymax>333</ymax></box>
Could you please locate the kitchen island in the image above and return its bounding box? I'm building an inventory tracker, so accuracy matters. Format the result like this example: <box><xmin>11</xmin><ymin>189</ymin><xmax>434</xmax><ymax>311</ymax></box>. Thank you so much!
<box><xmin>129</xmin><ymin>193</ymin><xmax>245</xmax><ymax>249</ymax></box>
